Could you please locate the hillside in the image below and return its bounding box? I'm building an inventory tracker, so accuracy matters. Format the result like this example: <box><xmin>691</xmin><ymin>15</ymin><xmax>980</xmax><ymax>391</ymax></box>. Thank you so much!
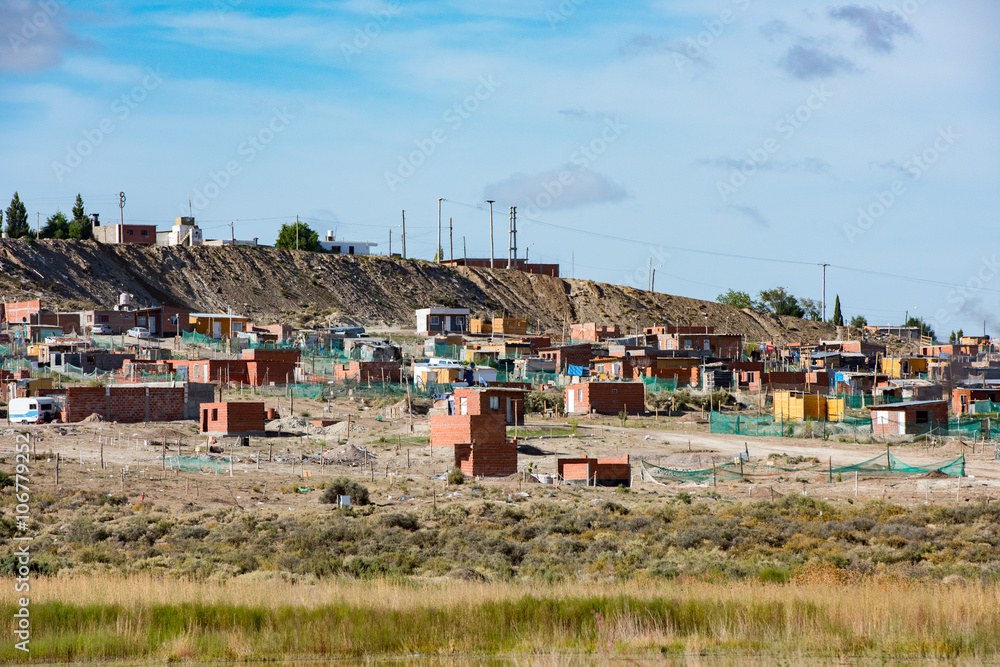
<box><xmin>0</xmin><ymin>239</ymin><xmax>836</xmax><ymax>343</ymax></box>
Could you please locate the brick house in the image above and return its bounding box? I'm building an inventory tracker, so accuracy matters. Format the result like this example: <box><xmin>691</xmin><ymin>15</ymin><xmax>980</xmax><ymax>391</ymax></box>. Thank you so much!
<box><xmin>565</xmin><ymin>381</ymin><xmax>645</xmax><ymax>415</ymax></box>
<box><xmin>93</xmin><ymin>223</ymin><xmax>157</xmax><ymax>245</ymax></box>
<box><xmin>132</xmin><ymin>306</ymin><xmax>190</xmax><ymax>336</ymax></box>
<box><xmin>451</xmin><ymin>385</ymin><xmax>528</xmax><ymax>425</ymax></box>
<box><xmin>655</xmin><ymin>331</ymin><xmax>742</xmax><ymax>359</ymax></box>
<box><xmin>415</xmin><ymin>308</ymin><xmax>471</xmax><ymax>336</ymax></box>
<box><xmin>538</xmin><ymin>344</ymin><xmax>593</xmax><ymax>372</ymax></box>
<box><xmin>79</xmin><ymin>309</ymin><xmax>137</xmax><ymax>335</ymax></box>
<box><xmin>558</xmin><ymin>455</ymin><xmax>631</xmax><ymax>487</ymax></box>
<box><xmin>952</xmin><ymin>387</ymin><xmax>1000</xmax><ymax>415</ymax></box>
<box><xmin>332</xmin><ymin>360</ymin><xmax>402</xmax><ymax>383</ymax></box>
<box><xmin>200</xmin><ymin>401</ymin><xmax>266</xmax><ymax>435</ymax></box>
<box><xmin>869</xmin><ymin>400</ymin><xmax>949</xmax><ymax>436</ymax></box>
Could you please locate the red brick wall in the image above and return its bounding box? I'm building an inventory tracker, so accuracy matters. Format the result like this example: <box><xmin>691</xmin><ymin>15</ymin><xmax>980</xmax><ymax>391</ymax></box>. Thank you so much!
<box><xmin>430</xmin><ymin>412</ymin><xmax>506</xmax><ymax>448</ymax></box>
<box><xmin>240</xmin><ymin>349</ymin><xmax>301</xmax><ymax>362</ymax></box>
<box><xmin>201</xmin><ymin>401</ymin><xmax>265</xmax><ymax>433</ymax></box>
<box><xmin>4</xmin><ymin>300</ymin><xmax>41</xmax><ymax>325</ymax></box>
<box><xmin>40</xmin><ymin>385</ymin><xmax>186</xmax><ymax>423</ymax></box>
<box><xmin>871</xmin><ymin>402</ymin><xmax>949</xmax><ymax>435</ymax></box>
<box><xmin>558</xmin><ymin>455</ymin><xmax>630</xmax><ymax>485</ymax></box>
<box><xmin>452</xmin><ymin>386</ymin><xmax>527</xmax><ymax>424</ymax></box>
<box><xmin>455</xmin><ymin>440</ymin><xmax>517</xmax><ymax>477</ymax></box>
<box><xmin>566</xmin><ymin>382</ymin><xmax>645</xmax><ymax>414</ymax></box>
<box><xmin>246</xmin><ymin>361</ymin><xmax>295</xmax><ymax>385</ymax></box>
<box><xmin>332</xmin><ymin>361</ymin><xmax>401</xmax><ymax>383</ymax></box>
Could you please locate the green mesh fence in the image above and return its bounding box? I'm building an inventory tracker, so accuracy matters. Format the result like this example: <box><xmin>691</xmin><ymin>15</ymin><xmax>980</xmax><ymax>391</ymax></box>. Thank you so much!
<box><xmin>642</xmin><ymin>452</ymin><xmax>965</xmax><ymax>484</ymax></box>
<box><xmin>641</xmin><ymin>377</ymin><xmax>678</xmax><ymax>393</ymax></box>
<box><xmin>3</xmin><ymin>358</ymin><xmax>31</xmax><ymax>372</ymax></box>
<box><xmin>0</xmin><ymin>344</ymin><xmax>10</xmax><ymax>355</ymax></box>
<box><xmin>831</xmin><ymin>452</ymin><xmax>965</xmax><ymax>478</ymax></box>
<box><xmin>832</xmin><ymin>394</ymin><xmax>905</xmax><ymax>409</ymax></box>
<box><xmin>165</xmin><ymin>456</ymin><xmax>231</xmax><ymax>473</ymax></box>
<box><xmin>433</xmin><ymin>344</ymin><xmax>463</xmax><ymax>359</ymax></box>
<box><xmin>524</xmin><ymin>371</ymin><xmax>559</xmax><ymax>386</ymax></box>
<box><xmin>974</xmin><ymin>400</ymin><xmax>1000</xmax><ymax>415</ymax></box>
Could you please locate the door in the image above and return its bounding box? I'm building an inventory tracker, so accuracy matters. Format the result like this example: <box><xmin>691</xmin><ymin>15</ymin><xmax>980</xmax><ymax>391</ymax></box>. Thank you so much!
<box><xmin>506</xmin><ymin>397</ymin><xmax>513</xmax><ymax>425</ymax></box>
<box><xmin>567</xmin><ymin>389</ymin><xmax>575</xmax><ymax>413</ymax></box>
<box><xmin>213</xmin><ymin>321</ymin><xmax>222</xmax><ymax>338</ymax></box>
<box><xmin>148</xmin><ymin>317</ymin><xmax>157</xmax><ymax>335</ymax></box>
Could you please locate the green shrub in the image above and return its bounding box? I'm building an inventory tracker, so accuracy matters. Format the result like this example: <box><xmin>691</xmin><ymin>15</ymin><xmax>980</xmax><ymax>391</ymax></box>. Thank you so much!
<box><xmin>320</xmin><ymin>478</ymin><xmax>370</xmax><ymax>506</ymax></box>
<box><xmin>0</xmin><ymin>470</ymin><xmax>12</xmax><ymax>490</ymax></box>
<box><xmin>448</xmin><ymin>468</ymin><xmax>465</xmax><ymax>485</ymax></box>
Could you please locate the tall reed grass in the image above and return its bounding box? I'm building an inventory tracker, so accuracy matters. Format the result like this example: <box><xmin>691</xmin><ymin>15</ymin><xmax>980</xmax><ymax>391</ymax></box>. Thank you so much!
<box><xmin>2</xmin><ymin>572</ymin><xmax>998</xmax><ymax>662</ymax></box>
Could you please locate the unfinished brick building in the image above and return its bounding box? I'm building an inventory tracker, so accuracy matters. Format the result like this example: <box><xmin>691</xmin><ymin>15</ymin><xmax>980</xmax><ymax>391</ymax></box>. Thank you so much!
<box><xmin>451</xmin><ymin>385</ymin><xmax>528</xmax><ymax>425</ymax></box>
<box><xmin>430</xmin><ymin>389</ymin><xmax>518</xmax><ymax>477</ymax></box>
<box><xmin>40</xmin><ymin>385</ymin><xmax>185</xmax><ymax>422</ymax></box>
<box><xmin>200</xmin><ymin>401</ymin><xmax>266</xmax><ymax>435</ymax></box>
<box><xmin>558</xmin><ymin>455</ymin><xmax>631</xmax><ymax>487</ymax></box>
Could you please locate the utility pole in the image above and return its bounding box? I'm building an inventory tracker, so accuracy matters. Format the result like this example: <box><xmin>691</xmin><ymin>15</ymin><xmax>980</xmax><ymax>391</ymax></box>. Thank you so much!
<box><xmin>295</xmin><ymin>214</ymin><xmax>299</xmax><ymax>251</ymax></box>
<box><xmin>507</xmin><ymin>206</ymin><xmax>517</xmax><ymax>269</ymax></box>
<box><xmin>401</xmin><ymin>210</ymin><xmax>406</xmax><ymax>258</ymax></box>
<box><xmin>463</xmin><ymin>235</ymin><xmax>466</xmax><ymax>259</ymax></box>
<box><xmin>648</xmin><ymin>257</ymin><xmax>653</xmax><ymax>291</ymax></box>
<box><xmin>230</xmin><ymin>219</ymin><xmax>236</xmax><ymax>246</ymax></box>
<box><xmin>119</xmin><ymin>191</ymin><xmax>126</xmax><ymax>226</ymax></box>
<box><xmin>651</xmin><ymin>268</ymin><xmax>656</xmax><ymax>292</ymax></box>
<box><xmin>449</xmin><ymin>218</ymin><xmax>453</xmax><ymax>261</ymax></box>
<box><xmin>36</xmin><ymin>212</ymin><xmax>39</xmax><ymax>237</ymax></box>
<box><xmin>820</xmin><ymin>263</ymin><xmax>829</xmax><ymax>321</ymax></box>
<box><xmin>486</xmin><ymin>200</ymin><xmax>495</xmax><ymax>268</ymax></box>
<box><xmin>437</xmin><ymin>198</ymin><xmax>443</xmax><ymax>262</ymax></box>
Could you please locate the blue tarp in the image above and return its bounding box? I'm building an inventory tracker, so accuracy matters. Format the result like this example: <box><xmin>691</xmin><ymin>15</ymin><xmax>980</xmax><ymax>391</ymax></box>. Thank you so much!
<box><xmin>567</xmin><ymin>365</ymin><xmax>590</xmax><ymax>377</ymax></box>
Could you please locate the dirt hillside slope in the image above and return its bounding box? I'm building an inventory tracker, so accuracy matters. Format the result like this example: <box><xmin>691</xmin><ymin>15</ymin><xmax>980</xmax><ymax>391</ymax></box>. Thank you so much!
<box><xmin>0</xmin><ymin>239</ymin><xmax>834</xmax><ymax>343</ymax></box>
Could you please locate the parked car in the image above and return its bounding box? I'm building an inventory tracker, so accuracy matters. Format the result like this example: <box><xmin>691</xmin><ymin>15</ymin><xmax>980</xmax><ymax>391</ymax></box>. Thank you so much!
<box><xmin>91</xmin><ymin>324</ymin><xmax>112</xmax><ymax>335</ymax></box>
<box><xmin>127</xmin><ymin>326</ymin><xmax>150</xmax><ymax>339</ymax></box>
<box><xmin>0</xmin><ymin>333</ymin><xmax>10</xmax><ymax>344</ymax></box>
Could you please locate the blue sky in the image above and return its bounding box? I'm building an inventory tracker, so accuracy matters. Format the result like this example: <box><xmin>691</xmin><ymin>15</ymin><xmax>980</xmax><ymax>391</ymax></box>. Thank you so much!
<box><xmin>1</xmin><ymin>0</ymin><xmax>999</xmax><ymax>337</ymax></box>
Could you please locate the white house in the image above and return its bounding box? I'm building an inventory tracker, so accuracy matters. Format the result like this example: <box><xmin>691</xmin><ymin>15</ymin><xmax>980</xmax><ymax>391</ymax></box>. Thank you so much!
<box><xmin>318</xmin><ymin>231</ymin><xmax>377</xmax><ymax>255</ymax></box>
<box><xmin>160</xmin><ymin>217</ymin><xmax>203</xmax><ymax>246</ymax></box>
<box><xmin>415</xmin><ymin>307</ymin><xmax>471</xmax><ymax>336</ymax></box>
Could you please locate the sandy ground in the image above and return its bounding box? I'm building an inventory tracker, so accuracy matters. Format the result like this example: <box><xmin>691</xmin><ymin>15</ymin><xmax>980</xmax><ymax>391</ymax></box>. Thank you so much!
<box><xmin>4</xmin><ymin>390</ymin><xmax>998</xmax><ymax>515</ymax></box>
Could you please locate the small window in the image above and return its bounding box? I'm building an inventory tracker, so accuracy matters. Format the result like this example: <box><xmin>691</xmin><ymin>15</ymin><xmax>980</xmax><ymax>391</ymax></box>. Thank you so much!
<box><xmin>612</xmin><ymin>388</ymin><xmax>618</xmax><ymax>394</ymax></box>
<box><xmin>683</xmin><ymin>339</ymin><xmax>693</xmax><ymax>349</ymax></box>
<box><xmin>460</xmin><ymin>397</ymin><xmax>468</xmax><ymax>415</ymax></box>
<box><xmin>577</xmin><ymin>389</ymin><xmax>584</xmax><ymax>401</ymax></box>
<box><xmin>127</xmin><ymin>230</ymin><xmax>134</xmax><ymax>235</ymax></box>
<box><xmin>348</xmin><ymin>246</ymin><xmax>355</xmax><ymax>255</ymax></box>
<box><xmin>488</xmin><ymin>396</ymin><xmax>499</xmax><ymax>410</ymax></box>
<box><xmin>211</xmin><ymin>408</ymin><xmax>218</xmax><ymax>421</ymax></box>
<box><xmin>141</xmin><ymin>230</ymin><xmax>148</xmax><ymax>236</ymax></box>
<box><xmin>915</xmin><ymin>410</ymin><xmax>929</xmax><ymax>424</ymax></box>
<box><xmin>330</xmin><ymin>246</ymin><xmax>341</xmax><ymax>254</ymax></box>
<box><xmin>99</xmin><ymin>315</ymin><xmax>110</xmax><ymax>323</ymax></box>
<box><xmin>430</xmin><ymin>316</ymin><xmax>440</xmax><ymax>325</ymax></box>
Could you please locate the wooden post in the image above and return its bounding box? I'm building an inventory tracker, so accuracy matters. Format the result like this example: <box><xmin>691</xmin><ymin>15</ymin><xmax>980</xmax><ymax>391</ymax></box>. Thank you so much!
<box><xmin>407</xmin><ymin>448</ymin><xmax>410</xmax><ymax>468</ymax></box>
<box><xmin>828</xmin><ymin>457</ymin><xmax>832</xmax><ymax>483</ymax></box>
<box><xmin>162</xmin><ymin>441</ymin><xmax>166</xmax><ymax>470</ymax></box>
<box><xmin>855</xmin><ymin>471</ymin><xmax>858</xmax><ymax>497</ymax></box>
<box><xmin>100</xmin><ymin>438</ymin><xmax>104</xmax><ymax>469</ymax></box>
<box><xmin>712</xmin><ymin>461</ymin><xmax>716</xmax><ymax>487</ymax></box>
<box><xmin>268</xmin><ymin>442</ymin><xmax>273</xmax><ymax>462</ymax></box>
<box><xmin>55</xmin><ymin>453</ymin><xmax>59</xmax><ymax>487</ymax></box>
<box><xmin>257</xmin><ymin>451</ymin><xmax>260</xmax><ymax>471</ymax></box>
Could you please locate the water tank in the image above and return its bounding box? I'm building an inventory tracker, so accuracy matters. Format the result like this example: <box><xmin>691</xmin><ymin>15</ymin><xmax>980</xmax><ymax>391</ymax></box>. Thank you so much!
<box><xmin>118</xmin><ymin>292</ymin><xmax>131</xmax><ymax>308</ymax></box>
<box><xmin>90</xmin><ymin>213</ymin><xmax>100</xmax><ymax>227</ymax></box>
<box><xmin>326</xmin><ymin>230</ymin><xmax>335</xmax><ymax>242</ymax></box>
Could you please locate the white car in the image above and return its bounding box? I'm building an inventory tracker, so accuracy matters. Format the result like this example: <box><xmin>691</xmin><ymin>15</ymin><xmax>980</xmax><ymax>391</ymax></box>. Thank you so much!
<box><xmin>91</xmin><ymin>323</ymin><xmax>112</xmax><ymax>335</ymax></box>
<box><xmin>127</xmin><ymin>327</ymin><xmax>150</xmax><ymax>339</ymax></box>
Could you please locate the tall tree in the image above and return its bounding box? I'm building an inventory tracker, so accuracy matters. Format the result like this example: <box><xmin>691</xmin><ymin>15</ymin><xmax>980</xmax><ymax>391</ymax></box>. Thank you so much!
<box><xmin>274</xmin><ymin>221</ymin><xmax>321</xmax><ymax>252</ymax></box>
<box><xmin>70</xmin><ymin>193</ymin><xmax>93</xmax><ymax>240</ymax></box>
<box><xmin>832</xmin><ymin>295</ymin><xmax>843</xmax><ymax>326</ymax></box>
<box><xmin>40</xmin><ymin>211</ymin><xmax>70</xmax><ymax>239</ymax></box>
<box><xmin>4</xmin><ymin>192</ymin><xmax>31</xmax><ymax>239</ymax></box>
<box><xmin>849</xmin><ymin>315</ymin><xmax>868</xmax><ymax>328</ymax></box>
<box><xmin>716</xmin><ymin>289</ymin><xmax>756</xmax><ymax>309</ymax></box>
<box><xmin>757</xmin><ymin>287</ymin><xmax>805</xmax><ymax>318</ymax></box>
